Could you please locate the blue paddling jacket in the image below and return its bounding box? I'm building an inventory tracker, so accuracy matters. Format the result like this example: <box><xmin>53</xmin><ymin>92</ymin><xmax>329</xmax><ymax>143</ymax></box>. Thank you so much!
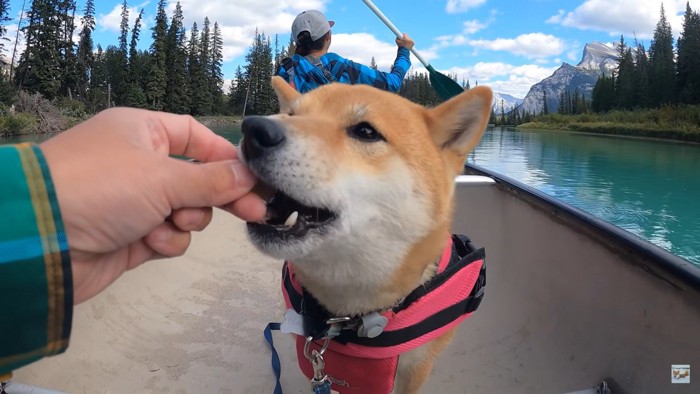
<box><xmin>278</xmin><ymin>47</ymin><xmax>412</xmax><ymax>93</ymax></box>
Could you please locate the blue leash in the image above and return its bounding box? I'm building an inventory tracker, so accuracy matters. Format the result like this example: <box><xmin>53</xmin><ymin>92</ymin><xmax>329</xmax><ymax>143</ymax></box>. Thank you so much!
<box><xmin>264</xmin><ymin>322</ymin><xmax>284</xmax><ymax>394</ymax></box>
<box><xmin>265</xmin><ymin>322</ymin><xmax>333</xmax><ymax>394</ymax></box>
<box><xmin>312</xmin><ymin>380</ymin><xmax>332</xmax><ymax>394</ymax></box>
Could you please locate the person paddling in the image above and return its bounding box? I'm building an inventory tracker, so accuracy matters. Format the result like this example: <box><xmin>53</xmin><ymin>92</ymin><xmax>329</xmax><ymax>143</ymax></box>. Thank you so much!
<box><xmin>278</xmin><ymin>9</ymin><xmax>415</xmax><ymax>93</ymax></box>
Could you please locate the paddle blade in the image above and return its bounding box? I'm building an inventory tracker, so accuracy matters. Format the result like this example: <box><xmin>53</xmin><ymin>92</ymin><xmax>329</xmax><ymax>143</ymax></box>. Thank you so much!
<box><xmin>427</xmin><ymin>65</ymin><xmax>465</xmax><ymax>100</ymax></box>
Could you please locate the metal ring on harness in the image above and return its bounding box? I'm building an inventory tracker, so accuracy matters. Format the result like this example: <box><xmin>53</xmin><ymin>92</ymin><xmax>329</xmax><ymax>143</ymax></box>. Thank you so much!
<box><xmin>304</xmin><ymin>336</ymin><xmax>331</xmax><ymax>361</ymax></box>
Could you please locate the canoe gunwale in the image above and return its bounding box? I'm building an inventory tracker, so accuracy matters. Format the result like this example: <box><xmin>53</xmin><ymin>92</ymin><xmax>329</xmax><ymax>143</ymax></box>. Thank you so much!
<box><xmin>463</xmin><ymin>163</ymin><xmax>700</xmax><ymax>294</ymax></box>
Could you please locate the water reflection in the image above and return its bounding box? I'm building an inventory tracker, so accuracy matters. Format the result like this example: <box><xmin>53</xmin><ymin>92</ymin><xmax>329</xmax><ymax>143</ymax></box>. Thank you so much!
<box><xmin>469</xmin><ymin>127</ymin><xmax>700</xmax><ymax>265</ymax></box>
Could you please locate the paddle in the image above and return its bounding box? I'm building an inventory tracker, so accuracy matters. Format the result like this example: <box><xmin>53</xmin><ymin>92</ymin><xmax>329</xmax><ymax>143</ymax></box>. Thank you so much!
<box><xmin>361</xmin><ymin>0</ymin><xmax>465</xmax><ymax>100</ymax></box>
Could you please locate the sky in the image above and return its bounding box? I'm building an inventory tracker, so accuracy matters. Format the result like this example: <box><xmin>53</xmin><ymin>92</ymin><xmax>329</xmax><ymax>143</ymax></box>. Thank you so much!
<box><xmin>4</xmin><ymin>0</ymin><xmax>700</xmax><ymax>98</ymax></box>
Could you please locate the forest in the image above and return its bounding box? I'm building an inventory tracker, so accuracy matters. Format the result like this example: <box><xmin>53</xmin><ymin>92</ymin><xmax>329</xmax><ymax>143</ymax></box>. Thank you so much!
<box><xmin>0</xmin><ymin>0</ymin><xmax>231</xmax><ymax>135</ymax></box>
<box><xmin>0</xmin><ymin>0</ymin><xmax>469</xmax><ymax>136</ymax></box>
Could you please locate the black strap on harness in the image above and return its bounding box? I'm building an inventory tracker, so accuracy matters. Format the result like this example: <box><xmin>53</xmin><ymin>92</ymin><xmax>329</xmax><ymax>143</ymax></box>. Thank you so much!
<box><xmin>283</xmin><ymin>234</ymin><xmax>486</xmax><ymax>346</ymax></box>
<box><xmin>281</xmin><ymin>55</ymin><xmax>342</xmax><ymax>87</ymax></box>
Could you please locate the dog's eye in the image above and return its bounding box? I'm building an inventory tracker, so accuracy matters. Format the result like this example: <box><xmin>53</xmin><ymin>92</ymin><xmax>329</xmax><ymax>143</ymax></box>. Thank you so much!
<box><xmin>347</xmin><ymin>122</ymin><xmax>385</xmax><ymax>142</ymax></box>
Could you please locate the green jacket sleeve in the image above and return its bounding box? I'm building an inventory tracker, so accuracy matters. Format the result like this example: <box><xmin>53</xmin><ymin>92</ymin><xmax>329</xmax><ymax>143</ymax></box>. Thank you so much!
<box><xmin>0</xmin><ymin>143</ymin><xmax>73</xmax><ymax>376</ymax></box>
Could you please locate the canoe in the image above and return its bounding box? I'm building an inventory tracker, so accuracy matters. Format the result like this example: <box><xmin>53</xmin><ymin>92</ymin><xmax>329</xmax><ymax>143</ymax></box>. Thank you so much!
<box><xmin>452</xmin><ymin>163</ymin><xmax>700</xmax><ymax>393</ymax></box>
<box><xmin>8</xmin><ymin>164</ymin><xmax>699</xmax><ymax>393</ymax></box>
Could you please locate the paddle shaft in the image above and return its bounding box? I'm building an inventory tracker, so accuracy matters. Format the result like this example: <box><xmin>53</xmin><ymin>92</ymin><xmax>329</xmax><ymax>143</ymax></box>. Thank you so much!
<box><xmin>361</xmin><ymin>0</ymin><xmax>430</xmax><ymax>67</ymax></box>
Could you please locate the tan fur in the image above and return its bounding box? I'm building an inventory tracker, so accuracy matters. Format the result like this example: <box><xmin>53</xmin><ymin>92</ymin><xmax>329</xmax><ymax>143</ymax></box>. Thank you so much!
<box><xmin>247</xmin><ymin>76</ymin><xmax>492</xmax><ymax>393</ymax></box>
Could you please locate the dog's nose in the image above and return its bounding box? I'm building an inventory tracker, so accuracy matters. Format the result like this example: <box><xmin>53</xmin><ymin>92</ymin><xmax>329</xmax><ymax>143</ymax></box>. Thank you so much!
<box><xmin>241</xmin><ymin>116</ymin><xmax>286</xmax><ymax>160</ymax></box>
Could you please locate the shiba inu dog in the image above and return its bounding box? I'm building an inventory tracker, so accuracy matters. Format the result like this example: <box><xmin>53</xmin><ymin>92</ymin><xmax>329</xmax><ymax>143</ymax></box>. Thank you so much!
<box><xmin>239</xmin><ymin>76</ymin><xmax>492</xmax><ymax>393</ymax></box>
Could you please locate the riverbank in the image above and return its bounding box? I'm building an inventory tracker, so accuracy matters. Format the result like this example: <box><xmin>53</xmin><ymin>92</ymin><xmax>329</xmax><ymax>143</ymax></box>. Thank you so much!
<box><xmin>518</xmin><ymin>106</ymin><xmax>700</xmax><ymax>143</ymax></box>
<box><xmin>1</xmin><ymin>114</ymin><xmax>243</xmax><ymax>139</ymax></box>
<box><xmin>518</xmin><ymin>121</ymin><xmax>700</xmax><ymax>143</ymax></box>
<box><xmin>196</xmin><ymin>115</ymin><xmax>241</xmax><ymax>128</ymax></box>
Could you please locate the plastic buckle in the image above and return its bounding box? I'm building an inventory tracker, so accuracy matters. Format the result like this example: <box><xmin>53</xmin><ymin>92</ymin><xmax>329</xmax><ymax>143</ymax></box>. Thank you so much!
<box><xmin>357</xmin><ymin>311</ymin><xmax>388</xmax><ymax>338</ymax></box>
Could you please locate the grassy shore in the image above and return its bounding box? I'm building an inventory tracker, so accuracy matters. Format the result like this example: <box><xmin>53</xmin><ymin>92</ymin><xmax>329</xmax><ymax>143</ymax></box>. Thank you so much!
<box><xmin>518</xmin><ymin>105</ymin><xmax>700</xmax><ymax>143</ymax></box>
<box><xmin>196</xmin><ymin>115</ymin><xmax>242</xmax><ymax>128</ymax></box>
<box><xmin>1</xmin><ymin>113</ymin><xmax>243</xmax><ymax>137</ymax></box>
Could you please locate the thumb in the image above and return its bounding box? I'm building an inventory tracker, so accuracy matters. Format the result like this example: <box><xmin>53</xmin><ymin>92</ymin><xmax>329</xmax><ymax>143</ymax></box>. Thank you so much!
<box><xmin>163</xmin><ymin>158</ymin><xmax>258</xmax><ymax>210</ymax></box>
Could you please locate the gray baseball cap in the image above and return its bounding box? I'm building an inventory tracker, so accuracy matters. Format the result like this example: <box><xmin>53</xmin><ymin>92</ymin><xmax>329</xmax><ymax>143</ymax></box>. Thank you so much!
<box><xmin>292</xmin><ymin>10</ymin><xmax>335</xmax><ymax>43</ymax></box>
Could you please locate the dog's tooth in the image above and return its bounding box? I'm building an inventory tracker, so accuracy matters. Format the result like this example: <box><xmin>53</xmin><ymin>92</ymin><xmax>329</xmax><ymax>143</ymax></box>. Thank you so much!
<box><xmin>284</xmin><ymin>211</ymin><xmax>299</xmax><ymax>227</ymax></box>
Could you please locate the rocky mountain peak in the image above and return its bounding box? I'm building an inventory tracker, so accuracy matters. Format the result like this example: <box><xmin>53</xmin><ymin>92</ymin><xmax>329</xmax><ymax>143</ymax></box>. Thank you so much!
<box><xmin>519</xmin><ymin>42</ymin><xmax>619</xmax><ymax>114</ymax></box>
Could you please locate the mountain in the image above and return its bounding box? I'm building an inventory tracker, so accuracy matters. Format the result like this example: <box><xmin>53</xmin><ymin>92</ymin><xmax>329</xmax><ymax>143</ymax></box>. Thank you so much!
<box><xmin>576</xmin><ymin>42</ymin><xmax>619</xmax><ymax>74</ymax></box>
<box><xmin>492</xmin><ymin>92</ymin><xmax>524</xmax><ymax>114</ymax></box>
<box><xmin>520</xmin><ymin>42</ymin><xmax>618</xmax><ymax>114</ymax></box>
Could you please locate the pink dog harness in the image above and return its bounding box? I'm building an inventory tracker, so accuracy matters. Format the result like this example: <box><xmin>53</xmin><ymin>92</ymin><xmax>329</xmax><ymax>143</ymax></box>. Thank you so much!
<box><xmin>271</xmin><ymin>234</ymin><xmax>486</xmax><ymax>394</ymax></box>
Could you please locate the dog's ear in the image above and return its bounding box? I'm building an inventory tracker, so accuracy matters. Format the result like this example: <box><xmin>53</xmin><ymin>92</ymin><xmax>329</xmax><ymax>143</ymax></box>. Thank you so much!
<box><xmin>427</xmin><ymin>86</ymin><xmax>492</xmax><ymax>164</ymax></box>
<box><xmin>272</xmin><ymin>76</ymin><xmax>301</xmax><ymax>113</ymax></box>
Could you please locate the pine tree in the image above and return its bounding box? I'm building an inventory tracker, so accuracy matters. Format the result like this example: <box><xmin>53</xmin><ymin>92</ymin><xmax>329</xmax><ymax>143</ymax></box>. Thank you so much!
<box><xmin>76</xmin><ymin>0</ymin><xmax>95</xmax><ymax>101</ymax></box>
<box><xmin>103</xmin><ymin>45</ymin><xmax>127</xmax><ymax>107</ymax></box>
<box><xmin>129</xmin><ymin>9</ymin><xmax>143</xmax><ymax>68</ymax></box>
<box><xmin>0</xmin><ymin>0</ymin><xmax>12</xmax><ymax>102</ymax></box>
<box><xmin>228</xmin><ymin>65</ymin><xmax>247</xmax><ymax>115</ymax></box>
<box><xmin>56</xmin><ymin>0</ymin><xmax>79</xmax><ymax>99</ymax></box>
<box><xmin>188</xmin><ymin>18</ymin><xmax>213</xmax><ymax>114</ymax></box>
<box><xmin>187</xmin><ymin>22</ymin><xmax>208</xmax><ymax>115</ymax></box>
<box><xmin>16</xmin><ymin>0</ymin><xmax>65</xmax><ymax>99</ymax></box>
<box><xmin>123</xmin><ymin>8</ymin><xmax>146</xmax><ymax>108</ymax></box>
<box><xmin>633</xmin><ymin>39</ymin><xmax>651</xmax><ymax>108</ymax></box>
<box><xmin>147</xmin><ymin>0</ymin><xmax>168</xmax><ymax>110</ymax></box>
<box><xmin>677</xmin><ymin>2</ymin><xmax>700</xmax><ymax>104</ymax></box>
<box><xmin>87</xmin><ymin>44</ymin><xmax>108</xmax><ymax>111</ymax></box>
<box><xmin>370</xmin><ymin>56</ymin><xmax>378</xmax><ymax>70</ymax></box>
<box><xmin>209</xmin><ymin>21</ymin><xmax>224</xmax><ymax>114</ymax></box>
<box><xmin>118</xmin><ymin>0</ymin><xmax>128</xmax><ymax>55</ymax></box>
<box><xmin>244</xmin><ymin>31</ymin><xmax>275</xmax><ymax>115</ymax></box>
<box><xmin>112</xmin><ymin>0</ymin><xmax>129</xmax><ymax>103</ymax></box>
<box><xmin>649</xmin><ymin>4</ymin><xmax>676</xmax><ymax>106</ymax></box>
<box><xmin>499</xmin><ymin>100</ymin><xmax>505</xmax><ymax>124</ymax></box>
<box><xmin>0</xmin><ymin>0</ymin><xmax>11</xmax><ymax>65</ymax></box>
<box><xmin>164</xmin><ymin>2</ymin><xmax>190</xmax><ymax>113</ymax></box>
<box><xmin>273</xmin><ymin>34</ymin><xmax>281</xmax><ymax>75</ymax></box>
<box><xmin>542</xmin><ymin>89</ymin><xmax>549</xmax><ymax>115</ymax></box>
<box><xmin>592</xmin><ymin>74</ymin><xmax>615</xmax><ymax>113</ymax></box>
<box><xmin>615</xmin><ymin>35</ymin><xmax>636</xmax><ymax>110</ymax></box>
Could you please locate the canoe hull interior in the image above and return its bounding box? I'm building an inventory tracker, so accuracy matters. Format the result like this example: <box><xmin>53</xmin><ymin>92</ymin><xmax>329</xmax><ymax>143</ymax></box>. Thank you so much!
<box><xmin>446</xmin><ymin>165</ymin><xmax>700</xmax><ymax>393</ymax></box>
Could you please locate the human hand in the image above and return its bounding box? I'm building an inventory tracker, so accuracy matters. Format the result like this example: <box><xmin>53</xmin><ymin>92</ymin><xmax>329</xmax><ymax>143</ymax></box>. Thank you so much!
<box><xmin>39</xmin><ymin>108</ymin><xmax>266</xmax><ymax>305</ymax></box>
<box><xmin>396</xmin><ymin>33</ymin><xmax>415</xmax><ymax>50</ymax></box>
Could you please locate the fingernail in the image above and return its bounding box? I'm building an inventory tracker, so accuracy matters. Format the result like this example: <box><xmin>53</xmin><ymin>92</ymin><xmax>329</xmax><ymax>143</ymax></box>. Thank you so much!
<box><xmin>232</xmin><ymin>160</ymin><xmax>256</xmax><ymax>189</ymax></box>
<box><xmin>154</xmin><ymin>226</ymin><xmax>172</xmax><ymax>243</ymax></box>
<box><xmin>188</xmin><ymin>209</ymin><xmax>205</xmax><ymax>227</ymax></box>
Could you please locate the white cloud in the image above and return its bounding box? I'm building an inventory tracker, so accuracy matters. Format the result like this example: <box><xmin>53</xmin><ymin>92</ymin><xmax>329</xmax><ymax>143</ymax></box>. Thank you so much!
<box><xmin>446</xmin><ymin>0</ymin><xmax>487</xmax><ymax>14</ymax></box>
<box><xmin>431</xmin><ymin>10</ymin><xmax>497</xmax><ymax>51</ymax></box>
<box><xmin>463</xmin><ymin>19</ymin><xmax>487</xmax><ymax>34</ymax></box>
<box><xmin>440</xmin><ymin>62</ymin><xmax>558</xmax><ymax>98</ymax></box>
<box><xmin>1</xmin><ymin>24</ymin><xmax>22</xmax><ymax>65</ymax></box>
<box><xmin>170</xmin><ymin>0</ymin><xmax>328</xmax><ymax>63</ymax></box>
<box><xmin>469</xmin><ymin>33</ymin><xmax>566</xmax><ymax>58</ymax></box>
<box><xmin>331</xmin><ymin>33</ymin><xmax>435</xmax><ymax>71</ymax></box>
<box><xmin>98</xmin><ymin>2</ymin><xmax>151</xmax><ymax>33</ymax></box>
<box><xmin>546</xmin><ymin>0</ymin><xmax>700</xmax><ymax>39</ymax></box>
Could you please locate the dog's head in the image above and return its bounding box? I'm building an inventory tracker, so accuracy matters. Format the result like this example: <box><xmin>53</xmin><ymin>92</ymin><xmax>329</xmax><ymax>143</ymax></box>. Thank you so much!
<box><xmin>240</xmin><ymin>77</ymin><xmax>491</xmax><ymax>310</ymax></box>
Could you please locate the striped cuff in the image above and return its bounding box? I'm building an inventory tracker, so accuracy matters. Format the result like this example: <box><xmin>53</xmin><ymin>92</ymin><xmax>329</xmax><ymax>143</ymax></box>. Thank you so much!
<box><xmin>0</xmin><ymin>143</ymin><xmax>73</xmax><ymax>375</ymax></box>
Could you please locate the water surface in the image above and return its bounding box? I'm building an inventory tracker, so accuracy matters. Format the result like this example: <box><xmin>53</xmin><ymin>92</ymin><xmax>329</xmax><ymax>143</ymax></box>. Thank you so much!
<box><xmin>468</xmin><ymin>127</ymin><xmax>700</xmax><ymax>265</ymax></box>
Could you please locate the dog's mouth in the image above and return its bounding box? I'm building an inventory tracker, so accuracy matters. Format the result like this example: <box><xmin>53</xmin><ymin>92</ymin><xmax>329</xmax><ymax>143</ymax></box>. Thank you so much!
<box><xmin>247</xmin><ymin>182</ymin><xmax>338</xmax><ymax>239</ymax></box>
